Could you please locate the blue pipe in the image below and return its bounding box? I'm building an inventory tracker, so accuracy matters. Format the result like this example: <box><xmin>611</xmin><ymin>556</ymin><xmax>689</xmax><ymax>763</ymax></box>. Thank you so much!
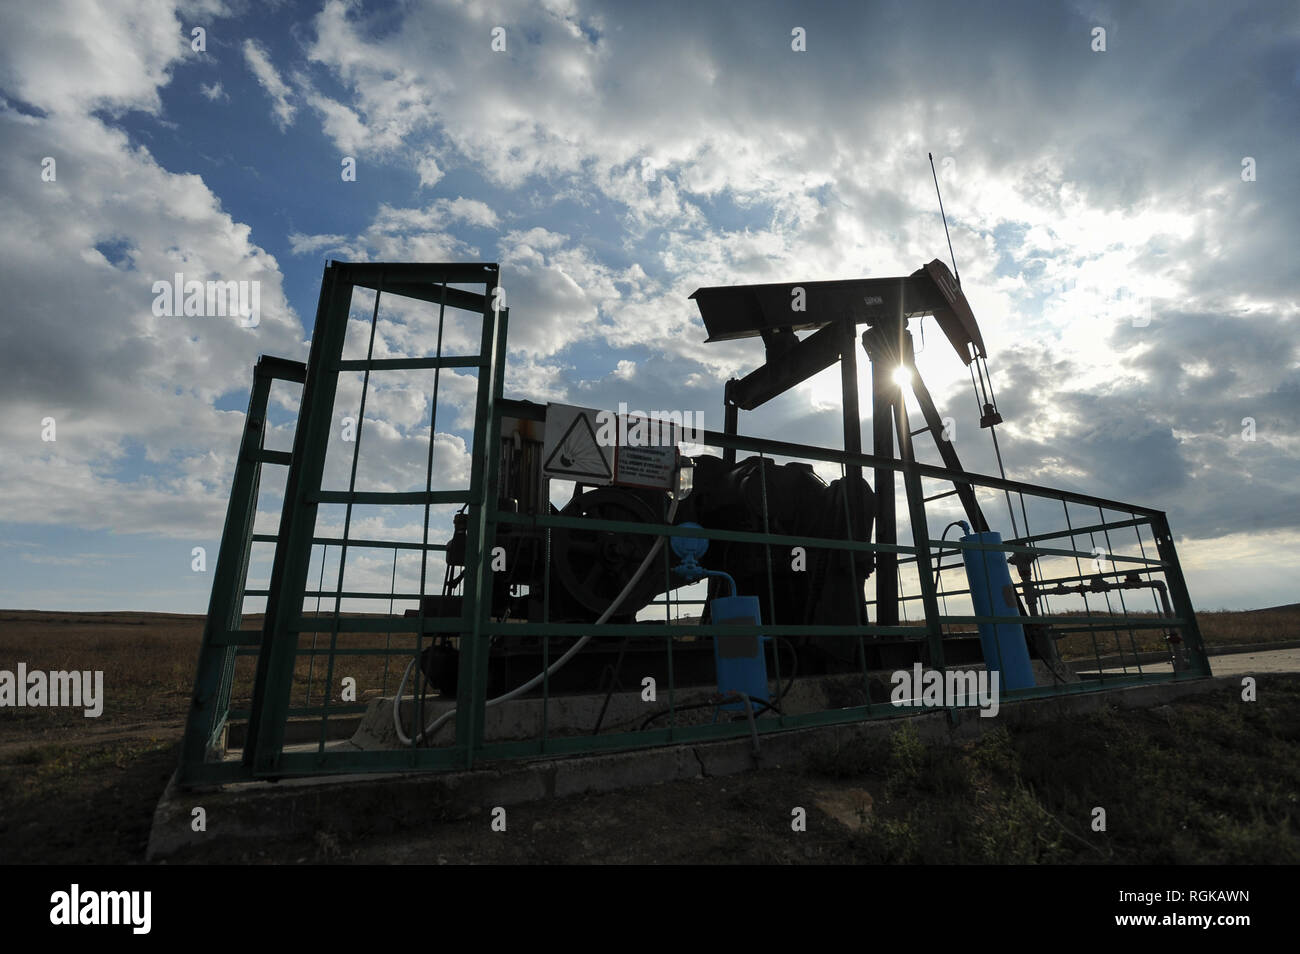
<box><xmin>672</xmin><ymin>523</ymin><xmax>769</xmax><ymax>709</ymax></box>
<box><xmin>960</xmin><ymin>530</ymin><xmax>1036</xmax><ymax>690</ymax></box>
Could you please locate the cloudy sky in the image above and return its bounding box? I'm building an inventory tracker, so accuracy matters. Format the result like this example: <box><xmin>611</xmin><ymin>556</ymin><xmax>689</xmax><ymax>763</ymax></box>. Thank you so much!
<box><xmin>1</xmin><ymin>0</ymin><xmax>1296</xmax><ymax>615</ymax></box>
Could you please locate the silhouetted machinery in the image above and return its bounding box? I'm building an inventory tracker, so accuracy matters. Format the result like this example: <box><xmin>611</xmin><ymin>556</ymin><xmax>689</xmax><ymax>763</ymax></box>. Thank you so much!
<box><xmin>416</xmin><ymin>259</ymin><xmax>1051</xmax><ymax>698</ymax></box>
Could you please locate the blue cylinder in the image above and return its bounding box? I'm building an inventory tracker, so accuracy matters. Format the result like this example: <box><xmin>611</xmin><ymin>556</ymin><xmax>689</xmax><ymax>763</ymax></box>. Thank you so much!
<box><xmin>960</xmin><ymin>531</ymin><xmax>1035</xmax><ymax>690</ymax></box>
<box><xmin>709</xmin><ymin>594</ymin><xmax>769</xmax><ymax>709</ymax></box>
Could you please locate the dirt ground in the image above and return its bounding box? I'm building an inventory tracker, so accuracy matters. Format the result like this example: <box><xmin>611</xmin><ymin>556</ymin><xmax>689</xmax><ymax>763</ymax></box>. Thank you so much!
<box><xmin>2</xmin><ymin>609</ymin><xmax>1299</xmax><ymax>864</ymax></box>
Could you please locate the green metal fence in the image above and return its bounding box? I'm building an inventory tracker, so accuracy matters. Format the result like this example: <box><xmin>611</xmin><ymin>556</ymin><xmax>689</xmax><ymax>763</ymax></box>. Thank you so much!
<box><xmin>178</xmin><ymin>261</ymin><xmax>1210</xmax><ymax>786</ymax></box>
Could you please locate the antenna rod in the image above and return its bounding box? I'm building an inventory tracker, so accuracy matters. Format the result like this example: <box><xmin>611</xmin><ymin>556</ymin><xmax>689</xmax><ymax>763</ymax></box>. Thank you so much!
<box><xmin>928</xmin><ymin>152</ymin><xmax>960</xmax><ymax>286</ymax></box>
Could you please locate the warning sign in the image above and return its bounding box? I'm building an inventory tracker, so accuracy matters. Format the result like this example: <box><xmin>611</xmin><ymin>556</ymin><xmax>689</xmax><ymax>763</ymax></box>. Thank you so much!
<box><xmin>614</xmin><ymin>443</ymin><xmax>676</xmax><ymax>490</ymax></box>
<box><xmin>542</xmin><ymin>404</ymin><xmax>613</xmax><ymax>483</ymax></box>
<box><xmin>542</xmin><ymin>403</ymin><xmax>681</xmax><ymax>490</ymax></box>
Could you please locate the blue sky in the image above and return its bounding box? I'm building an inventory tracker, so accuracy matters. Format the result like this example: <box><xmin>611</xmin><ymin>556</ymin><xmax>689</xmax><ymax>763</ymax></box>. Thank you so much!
<box><xmin>1</xmin><ymin>0</ymin><xmax>1298</xmax><ymax>614</ymax></box>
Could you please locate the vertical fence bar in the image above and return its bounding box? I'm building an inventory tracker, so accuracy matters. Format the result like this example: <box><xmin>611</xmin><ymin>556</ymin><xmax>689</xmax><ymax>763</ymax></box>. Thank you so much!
<box><xmin>246</xmin><ymin>265</ymin><xmax>352</xmax><ymax>775</ymax></box>
<box><xmin>1087</xmin><ymin>529</ymin><xmax>1126</xmax><ymax>664</ymax></box>
<box><xmin>455</xmin><ymin>274</ymin><xmax>505</xmax><ymax>767</ymax></box>
<box><xmin>1132</xmin><ymin>518</ymin><xmax>1164</xmax><ymax>616</ymax></box>
<box><xmin>180</xmin><ymin>360</ymin><xmax>278</xmax><ymax>780</ymax></box>
<box><xmin>1060</xmin><ymin>499</ymin><xmax>1108</xmax><ymax>680</ymax></box>
<box><xmin>305</xmin><ymin>544</ymin><xmax>327</xmax><ymax>705</ymax></box>
<box><xmin>411</xmin><ymin>280</ymin><xmax>450</xmax><ymax>751</ymax></box>
<box><xmin>1097</xmin><ymin>510</ymin><xmax>1145</xmax><ymax>672</ymax></box>
<box><xmin>1149</xmin><ymin>512</ymin><xmax>1210</xmax><ymax>677</ymax></box>
<box><xmin>836</xmin><ymin>459</ymin><xmax>873</xmax><ymax>716</ymax></box>
<box><xmin>901</xmin><ymin>459</ymin><xmax>944</xmax><ymax>670</ymax></box>
<box><xmin>317</xmin><ymin>272</ymin><xmax>385</xmax><ymax>755</ymax></box>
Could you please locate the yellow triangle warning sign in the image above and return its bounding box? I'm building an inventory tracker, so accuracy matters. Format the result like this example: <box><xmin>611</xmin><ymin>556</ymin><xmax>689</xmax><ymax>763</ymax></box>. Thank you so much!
<box><xmin>542</xmin><ymin>406</ymin><xmax>613</xmax><ymax>482</ymax></box>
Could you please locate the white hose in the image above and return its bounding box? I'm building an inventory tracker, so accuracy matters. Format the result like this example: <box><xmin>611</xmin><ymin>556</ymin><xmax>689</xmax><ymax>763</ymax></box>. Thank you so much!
<box><xmin>394</xmin><ymin>498</ymin><xmax>680</xmax><ymax>746</ymax></box>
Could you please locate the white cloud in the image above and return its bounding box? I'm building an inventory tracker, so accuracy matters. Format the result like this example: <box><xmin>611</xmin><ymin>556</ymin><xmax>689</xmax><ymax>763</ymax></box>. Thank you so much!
<box><xmin>0</xmin><ymin>9</ymin><xmax>305</xmax><ymax>539</ymax></box>
<box><xmin>288</xmin><ymin>232</ymin><xmax>349</xmax><ymax>255</ymax></box>
<box><xmin>0</xmin><ymin>0</ymin><xmax>183</xmax><ymax>116</ymax></box>
<box><xmin>243</xmin><ymin>38</ymin><xmax>295</xmax><ymax>129</ymax></box>
<box><xmin>432</xmin><ymin>197</ymin><xmax>500</xmax><ymax>229</ymax></box>
<box><xmin>303</xmin><ymin>91</ymin><xmax>367</xmax><ymax>152</ymax></box>
<box><xmin>416</xmin><ymin>152</ymin><xmax>444</xmax><ymax>188</ymax></box>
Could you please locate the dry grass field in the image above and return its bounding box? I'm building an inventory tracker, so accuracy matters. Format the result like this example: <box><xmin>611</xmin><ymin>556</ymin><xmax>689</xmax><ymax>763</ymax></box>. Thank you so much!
<box><xmin>1056</xmin><ymin>603</ymin><xmax>1300</xmax><ymax>661</ymax></box>
<box><xmin>4</xmin><ymin>603</ymin><xmax>1294</xmax><ymax>731</ymax></box>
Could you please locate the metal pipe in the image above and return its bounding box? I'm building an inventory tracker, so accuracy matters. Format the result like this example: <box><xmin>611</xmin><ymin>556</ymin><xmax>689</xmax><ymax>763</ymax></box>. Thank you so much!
<box><xmin>394</xmin><ymin>498</ymin><xmax>682</xmax><ymax>745</ymax></box>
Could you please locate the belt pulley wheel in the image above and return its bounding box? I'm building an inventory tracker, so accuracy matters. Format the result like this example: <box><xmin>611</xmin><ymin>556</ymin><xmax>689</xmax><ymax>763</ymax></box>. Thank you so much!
<box><xmin>552</xmin><ymin>487</ymin><xmax>661</xmax><ymax>616</ymax></box>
